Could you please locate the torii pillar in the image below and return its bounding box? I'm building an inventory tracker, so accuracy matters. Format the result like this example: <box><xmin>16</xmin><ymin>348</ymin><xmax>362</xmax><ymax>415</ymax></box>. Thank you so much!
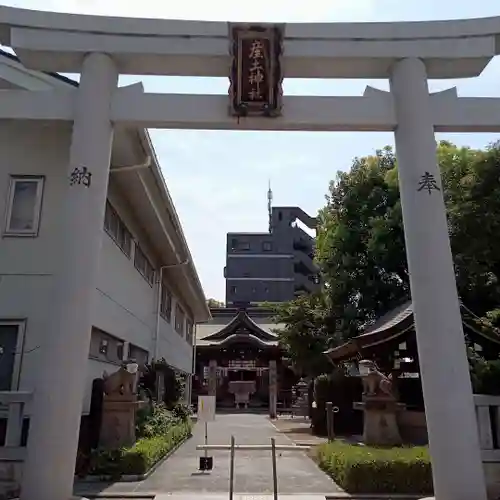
<box><xmin>390</xmin><ymin>57</ymin><xmax>487</xmax><ymax>500</ymax></box>
<box><xmin>20</xmin><ymin>53</ymin><xmax>118</xmax><ymax>500</ymax></box>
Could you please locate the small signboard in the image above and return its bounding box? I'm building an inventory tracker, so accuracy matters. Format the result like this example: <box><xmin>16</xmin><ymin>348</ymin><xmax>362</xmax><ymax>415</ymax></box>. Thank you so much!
<box><xmin>197</xmin><ymin>395</ymin><xmax>216</xmax><ymax>422</ymax></box>
<box><xmin>228</xmin><ymin>23</ymin><xmax>284</xmax><ymax>117</ymax></box>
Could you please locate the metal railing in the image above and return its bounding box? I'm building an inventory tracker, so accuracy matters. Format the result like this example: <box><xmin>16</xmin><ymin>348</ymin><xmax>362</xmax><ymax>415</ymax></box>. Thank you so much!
<box><xmin>197</xmin><ymin>437</ymin><xmax>311</xmax><ymax>500</ymax></box>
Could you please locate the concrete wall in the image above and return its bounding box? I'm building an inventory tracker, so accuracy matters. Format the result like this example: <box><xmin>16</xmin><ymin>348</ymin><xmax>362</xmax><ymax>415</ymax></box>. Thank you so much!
<box><xmin>0</xmin><ymin>120</ymin><xmax>194</xmax><ymax>415</ymax></box>
<box><xmin>0</xmin><ymin>121</ymin><xmax>69</xmax><ymax>404</ymax></box>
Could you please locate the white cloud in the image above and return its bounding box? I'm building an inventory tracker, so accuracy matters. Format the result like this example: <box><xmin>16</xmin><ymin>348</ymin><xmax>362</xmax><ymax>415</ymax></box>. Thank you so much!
<box><xmin>5</xmin><ymin>0</ymin><xmax>375</xmax><ymax>22</ymax></box>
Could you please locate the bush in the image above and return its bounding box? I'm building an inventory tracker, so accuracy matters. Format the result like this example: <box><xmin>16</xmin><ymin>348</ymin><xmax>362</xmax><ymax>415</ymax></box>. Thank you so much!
<box><xmin>469</xmin><ymin>349</ymin><xmax>500</xmax><ymax>395</ymax></box>
<box><xmin>90</xmin><ymin>420</ymin><xmax>192</xmax><ymax>477</ymax></box>
<box><xmin>316</xmin><ymin>440</ymin><xmax>433</xmax><ymax>494</ymax></box>
<box><xmin>136</xmin><ymin>402</ymin><xmax>179</xmax><ymax>439</ymax></box>
<box><xmin>171</xmin><ymin>402</ymin><xmax>192</xmax><ymax>421</ymax></box>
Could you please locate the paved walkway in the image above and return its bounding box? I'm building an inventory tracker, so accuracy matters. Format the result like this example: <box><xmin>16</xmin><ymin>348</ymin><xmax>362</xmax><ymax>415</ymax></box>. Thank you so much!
<box><xmin>75</xmin><ymin>413</ymin><xmax>341</xmax><ymax>497</ymax></box>
<box><xmin>272</xmin><ymin>416</ymin><xmax>328</xmax><ymax>446</ymax></box>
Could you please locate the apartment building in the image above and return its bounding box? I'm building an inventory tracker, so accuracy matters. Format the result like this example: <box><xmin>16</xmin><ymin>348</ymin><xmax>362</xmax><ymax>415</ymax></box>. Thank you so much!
<box><xmin>224</xmin><ymin>206</ymin><xmax>320</xmax><ymax>305</ymax></box>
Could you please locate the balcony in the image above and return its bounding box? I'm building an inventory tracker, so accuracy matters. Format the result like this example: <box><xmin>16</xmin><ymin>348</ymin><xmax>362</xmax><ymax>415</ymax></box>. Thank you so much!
<box><xmin>294</xmin><ymin>272</ymin><xmax>320</xmax><ymax>295</ymax></box>
<box><xmin>293</xmin><ymin>250</ymin><xmax>319</xmax><ymax>276</ymax></box>
<box><xmin>292</xmin><ymin>226</ymin><xmax>314</xmax><ymax>248</ymax></box>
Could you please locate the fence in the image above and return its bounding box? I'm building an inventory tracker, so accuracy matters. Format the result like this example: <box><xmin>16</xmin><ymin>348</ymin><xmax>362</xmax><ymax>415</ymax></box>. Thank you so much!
<box><xmin>475</xmin><ymin>394</ymin><xmax>500</xmax><ymax>462</ymax></box>
<box><xmin>0</xmin><ymin>391</ymin><xmax>31</xmax><ymax>461</ymax></box>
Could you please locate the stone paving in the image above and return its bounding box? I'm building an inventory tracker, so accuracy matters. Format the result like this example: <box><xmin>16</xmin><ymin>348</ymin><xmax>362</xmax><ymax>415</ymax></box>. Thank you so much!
<box><xmin>270</xmin><ymin>417</ymin><xmax>328</xmax><ymax>446</ymax></box>
<box><xmin>74</xmin><ymin>413</ymin><xmax>341</xmax><ymax>498</ymax></box>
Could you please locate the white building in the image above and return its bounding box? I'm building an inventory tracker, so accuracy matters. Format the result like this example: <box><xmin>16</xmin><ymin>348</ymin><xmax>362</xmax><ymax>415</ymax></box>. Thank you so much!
<box><xmin>0</xmin><ymin>50</ymin><xmax>210</xmax><ymax>415</ymax></box>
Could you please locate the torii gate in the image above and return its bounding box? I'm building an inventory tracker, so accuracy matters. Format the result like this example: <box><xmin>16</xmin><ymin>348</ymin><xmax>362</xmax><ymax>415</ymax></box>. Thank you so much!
<box><xmin>0</xmin><ymin>7</ymin><xmax>498</xmax><ymax>500</ymax></box>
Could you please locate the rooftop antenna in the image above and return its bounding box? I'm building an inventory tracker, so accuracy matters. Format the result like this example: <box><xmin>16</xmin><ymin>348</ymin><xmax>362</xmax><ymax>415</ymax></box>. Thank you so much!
<box><xmin>267</xmin><ymin>179</ymin><xmax>273</xmax><ymax>233</ymax></box>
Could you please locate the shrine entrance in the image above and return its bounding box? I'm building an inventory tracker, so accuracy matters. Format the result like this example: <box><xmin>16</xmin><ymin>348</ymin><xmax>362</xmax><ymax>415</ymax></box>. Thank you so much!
<box><xmin>193</xmin><ymin>309</ymin><xmax>294</xmax><ymax>413</ymax></box>
<box><xmin>0</xmin><ymin>7</ymin><xmax>497</xmax><ymax>500</ymax></box>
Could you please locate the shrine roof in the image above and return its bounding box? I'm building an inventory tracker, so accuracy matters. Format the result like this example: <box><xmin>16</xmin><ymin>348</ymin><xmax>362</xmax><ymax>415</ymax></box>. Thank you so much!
<box><xmin>360</xmin><ymin>300</ymin><xmax>413</xmax><ymax>337</ymax></box>
<box><xmin>325</xmin><ymin>300</ymin><xmax>500</xmax><ymax>362</ymax></box>
<box><xmin>196</xmin><ymin>309</ymin><xmax>283</xmax><ymax>348</ymax></box>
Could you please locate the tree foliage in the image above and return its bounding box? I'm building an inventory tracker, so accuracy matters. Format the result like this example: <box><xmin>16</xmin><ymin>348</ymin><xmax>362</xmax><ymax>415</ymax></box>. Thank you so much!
<box><xmin>272</xmin><ymin>293</ymin><xmax>335</xmax><ymax>377</ymax></box>
<box><xmin>206</xmin><ymin>298</ymin><xmax>224</xmax><ymax>308</ymax></box>
<box><xmin>316</xmin><ymin>146</ymin><xmax>408</xmax><ymax>339</ymax></box>
<box><xmin>275</xmin><ymin>141</ymin><xmax>500</xmax><ymax>374</ymax></box>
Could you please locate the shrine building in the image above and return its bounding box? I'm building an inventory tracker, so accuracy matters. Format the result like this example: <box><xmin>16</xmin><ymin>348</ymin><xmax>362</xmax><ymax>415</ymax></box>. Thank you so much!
<box><xmin>192</xmin><ymin>306</ymin><xmax>297</xmax><ymax>414</ymax></box>
<box><xmin>325</xmin><ymin>299</ymin><xmax>500</xmax><ymax>422</ymax></box>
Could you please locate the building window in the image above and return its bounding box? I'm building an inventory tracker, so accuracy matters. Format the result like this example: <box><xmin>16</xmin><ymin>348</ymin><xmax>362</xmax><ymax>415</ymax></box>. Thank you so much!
<box><xmin>104</xmin><ymin>201</ymin><xmax>132</xmax><ymax>257</ymax></box>
<box><xmin>116</xmin><ymin>342</ymin><xmax>125</xmax><ymax>361</ymax></box>
<box><xmin>160</xmin><ymin>284</ymin><xmax>172</xmax><ymax>321</ymax></box>
<box><xmin>262</xmin><ymin>241</ymin><xmax>272</xmax><ymax>252</ymax></box>
<box><xmin>99</xmin><ymin>339</ymin><xmax>109</xmax><ymax>355</ymax></box>
<box><xmin>231</xmin><ymin>238</ymin><xmax>250</xmax><ymax>252</ymax></box>
<box><xmin>129</xmin><ymin>344</ymin><xmax>148</xmax><ymax>365</ymax></box>
<box><xmin>175</xmin><ymin>304</ymin><xmax>185</xmax><ymax>336</ymax></box>
<box><xmin>4</xmin><ymin>176</ymin><xmax>44</xmax><ymax>236</ymax></box>
<box><xmin>186</xmin><ymin>319</ymin><xmax>194</xmax><ymax>345</ymax></box>
<box><xmin>134</xmin><ymin>244</ymin><xmax>155</xmax><ymax>285</ymax></box>
<box><xmin>89</xmin><ymin>328</ymin><xmax>125</xmax><ymax>364</ymax></box>
<box><xmin>0</xmin><ymin>322</ymin><xmax>24</xmax><ymax>391</ymax></box>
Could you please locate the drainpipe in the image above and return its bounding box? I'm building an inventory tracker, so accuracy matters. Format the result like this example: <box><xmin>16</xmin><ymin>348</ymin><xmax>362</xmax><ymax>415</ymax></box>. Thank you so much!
<box><xmin>154</xmin><ymin>259</ymin><xmax>190</xmax><ymax>362</ymax></box>
<box><xmin>110</xmin><ymin>156</ymin><xmax>151</xmax><ymax>173</ymax></box>
<box><xmin>188</xmin><ymin>323</ymin><xmax>198</xmax><ymax>407</ymax></box>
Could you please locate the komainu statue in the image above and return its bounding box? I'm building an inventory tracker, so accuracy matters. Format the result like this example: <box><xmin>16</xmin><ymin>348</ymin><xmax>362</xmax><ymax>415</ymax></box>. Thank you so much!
<box><xmin>102</xmin><ymin>365</ymin><xmax>135</xmax><ymax>398</ymax></box>
<box><xmin>355</xmin><ymin>359</ymin><xmax>403</xmax><ymax>446</ymax></box>
<box><xmin>358</xmin><ymin>359</ymin><xmax>394</xmax><ymax>399</ymax></box>
<box><xmin>99</xmin><ymin>365</ymin><xmax>140</xmax><ymax>449</ymax></box>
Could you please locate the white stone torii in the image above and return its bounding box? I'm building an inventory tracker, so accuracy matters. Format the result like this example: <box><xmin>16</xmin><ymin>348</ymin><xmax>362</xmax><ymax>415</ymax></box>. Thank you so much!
<box><xmin>0</xmin><ymin>7</ymin><xmax>499</xmax><ymax>500</ymax></box>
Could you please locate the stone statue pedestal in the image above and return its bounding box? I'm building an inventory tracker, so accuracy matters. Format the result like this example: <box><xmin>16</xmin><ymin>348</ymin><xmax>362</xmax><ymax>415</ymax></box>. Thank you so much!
<box><xmin>98</xmin><ymin>365</ymin><xmax>142</xmax><ymax>449</ymax></box>
<box><xmin>99</xmin><ymin>396</ymin><xmax>141</xmax><ymax>449</ymax></box>
<box><xmin>354</xmin><ymin>396</ymin><xmax>405</xmax><ymax>446</ymax></box>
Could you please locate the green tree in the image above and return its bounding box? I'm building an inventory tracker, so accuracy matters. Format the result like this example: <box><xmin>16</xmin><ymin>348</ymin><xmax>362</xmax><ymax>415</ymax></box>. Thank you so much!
<box><xmin>316</xmin><ymin>146</ymin><xmax>409</xmax><ymax>340</ymax></box>
<box><xmin>272</xmin><ymin>293</ymin><xmax>336</xmax><ymax>377</ymax></box>
<box><xmin>206</xmin><ymin>298</ymin><xmax>224</xmax><ymax>308</ymax></box>
<box><xmin>317</xmin><ymin>141</ymin><xmax>500</xmax><ymax>340</ymax></box>
<box><xmin>439</xmin><ymin>141</ymin><xmax>500</xmax><ymax>316</ymax></box>
<box><xmin>275</xmin><ymin>141</ymin><xmax>500</xmax><ymax>372</ymax></box>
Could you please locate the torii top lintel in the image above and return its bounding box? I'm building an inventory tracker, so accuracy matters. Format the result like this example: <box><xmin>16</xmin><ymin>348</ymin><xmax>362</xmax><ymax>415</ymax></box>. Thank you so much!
<box><xmin>2</xmin><ymin>6</ymin><xmax>500</xmax><ymax>78</ymax></box>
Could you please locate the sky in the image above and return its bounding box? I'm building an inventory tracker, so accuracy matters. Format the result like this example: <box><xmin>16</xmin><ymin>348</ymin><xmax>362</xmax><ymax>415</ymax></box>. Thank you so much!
<box><xmin>4</xmin><ymin>0</ymin><xmax>500</xmax><ymax>301</ymax></box>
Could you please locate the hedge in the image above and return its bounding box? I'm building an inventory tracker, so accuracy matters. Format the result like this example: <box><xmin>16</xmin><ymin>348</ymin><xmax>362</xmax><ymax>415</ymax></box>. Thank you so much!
<box><xmin>316</xmin><ymin>440</ymin><xmax>433</xmax><ymax>495</ymax></box>
<box><xmin>89</xmin><ymin>419</ymin><xmax>192</xmax><ymax>478</ymax></box>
